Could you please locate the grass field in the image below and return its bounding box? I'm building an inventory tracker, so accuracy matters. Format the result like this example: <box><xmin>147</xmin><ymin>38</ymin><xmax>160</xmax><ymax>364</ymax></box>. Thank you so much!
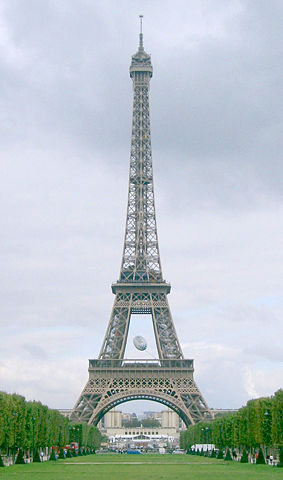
<box><xmin>0</xmin><ymin>454</ymin><xmax>282</xmax><ymax>479</ymax></box>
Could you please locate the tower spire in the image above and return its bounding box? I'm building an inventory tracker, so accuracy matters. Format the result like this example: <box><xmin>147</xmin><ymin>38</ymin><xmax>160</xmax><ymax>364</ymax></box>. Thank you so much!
<box><xmin>139</xmin><ymin>14</ymin><xmax>144</xmax><ymax>50</ymax></box>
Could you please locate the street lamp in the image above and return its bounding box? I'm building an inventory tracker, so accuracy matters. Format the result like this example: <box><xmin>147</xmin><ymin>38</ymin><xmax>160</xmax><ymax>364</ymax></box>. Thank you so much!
<box><xmin>264</xmin><ymin>410</ymin><xmax>271</xmax><ymax>462</ymax></box>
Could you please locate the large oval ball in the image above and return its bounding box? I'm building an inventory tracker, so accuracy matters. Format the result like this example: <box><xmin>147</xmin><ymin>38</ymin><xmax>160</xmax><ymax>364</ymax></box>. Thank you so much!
<box><xmin>133</xmin><ymin>335</ymin><xmax>147</xmax><ymax>351</ymax></box>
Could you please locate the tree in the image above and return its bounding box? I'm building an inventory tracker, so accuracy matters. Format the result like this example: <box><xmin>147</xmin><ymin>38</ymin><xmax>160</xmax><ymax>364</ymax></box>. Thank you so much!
<box><xmin>0</xmin><ymin>454</ymin><xmax>5</xmax><ymax>467</ymax></box>
<box><xmin>240</xmin><ymin>449</ymin><xmax>249</xmax><ymax>463</ymax></box>
<box><xmin>140</xmin><ymin>418</ymin><xmax>160</xmax><ymax>428</ymax></box>
<box><xmin>217</xmin><ymin>449</ymin><xmax>224</xmax><ymax>459</ymax></box>
<box><xmin>256</xmin><ymin>448</ymin><xmax>265</xmax><ymax>465</ymax></box>
<box><xmin>277</xmin><ymin>447</ymin><xmax>283</xmax><ymax>468</ymax></box>
<box><xmin>122</xmin><ymin>418</ymin><xmax>141</xmax><ymax>428</ymax></box>
<box><xmin>224</xmin><ymin>448</ymin><xmax>232</xmax><ymax>461</ymax></box>
<box><xmin>58</xmin><ymin>448</ymin><xmax>65</xmax><ymax>459</ymax></box>
<box><xmin>15</xmin><ymin>449</ymin><xmax>25</xmax><ymax>464</ymax></box>
<box><xmin>49</xmin><ymin>448</ymin><xmax>57</xmax><ymax>461</ymax></box>
<box><xmin>0</xmin><ymin>391</ymin><xmax>102</xmax><ymax>455</ymax></box>
<box><xmin>272</xmin><ymin>390</ymin><xmax>283</xmax><ymax>446</ymax></box>
<box><xmin>33</xmin><ymin>450</ymin><xmax>41</xmax><ymax>463</ymax></box>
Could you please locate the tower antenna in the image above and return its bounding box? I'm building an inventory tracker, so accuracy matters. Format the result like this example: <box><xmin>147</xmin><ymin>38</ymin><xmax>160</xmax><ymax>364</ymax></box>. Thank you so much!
<box><xmin>139</xmin><ymin>14</ymin><xmax>143</xmax><ymax>34</ymax></box>
<box><xmin>139</xmin><ymin>15</ymin><xmax>144</xmax><ymax>49</ymax></box>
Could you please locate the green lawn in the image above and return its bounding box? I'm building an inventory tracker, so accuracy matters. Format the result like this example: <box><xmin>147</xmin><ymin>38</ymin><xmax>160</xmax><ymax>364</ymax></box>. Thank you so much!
<box><xmin>0</xmin><ymin>454</ymin><xmax>282</xmax><ymax>479</ymax></box>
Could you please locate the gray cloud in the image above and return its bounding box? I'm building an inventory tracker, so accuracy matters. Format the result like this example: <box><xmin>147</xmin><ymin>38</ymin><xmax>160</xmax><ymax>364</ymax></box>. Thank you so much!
<box><xmin>0</xmin><ymin>0</ymin><xmax>282</xmax><ymax>411</ymax></box>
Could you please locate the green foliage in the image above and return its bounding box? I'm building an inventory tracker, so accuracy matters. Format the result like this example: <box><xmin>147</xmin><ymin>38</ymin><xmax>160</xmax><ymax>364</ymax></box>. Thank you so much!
<box><xmin>210</xmin><ymin>449</ymin><xmax>216</xmax><ymax>458</ymax></box>
<box><xmin>217</xmin><ymin>449</ymin><xmax>224</xmax><ymax>459</ymax></box>
<box><xmin>33</xmin><ymin>450</ymin><xmax>41</xmax><ymax>462</ymax></box>
<box><xmin>58</xmin><ymin>448</ymin><xmax>65</xmax><ymax>459</ymax></box>
<box><xmin>0</xmin><ymin>391</ymin><xmax>102</xmax><ymax>453</ymax></box>
<box><xmin>224</xmin><ymin>448</ymin><xmax>232</xmax><ymax>461</ymax></box>
<box><xmin>256</xmin><ymin>448</ymin><xmax>265</xmax><ymax>464</ymax></box>
<box><xmin>15</xmin><ymin>449</ymin><xmax>25</xmax><ymax>464</ymax></box>
<box><xmin>66</xmin><ymin>449</ymin><xmax>72</xmax><ymax>458</ymax></box>
<box><xmin>49</xmin><ymin>449</ymin><xmax>57</xmax><ymax>461</ymax></box>
<box><xmin>278</xmin><ymin>447</ymin><xmax>283</xmax><ymax>468</ymax></box>
<box><xmin>140</xmin><ymin>418</ymin><xmax>161</xmax><ymax>428</ymax></box>
<box><xmin>0</xmin><ymin>454</ymin><xmax>4</xmax><ymax>467</ymax></box>
<box><xmin>180</xmin><ymin>389</ymin><xmax>282</xmax><ymax>453</ymax></box>
<box><xmin>272</xmin><ymin>390</ymin><xmax>283</xmax><ymax>446</ymax></box>
<box><xmin>122</xmin><ymin>418</ymin><xmax>141</xmax><ymax>428</ymax></box>
<box><xmin>69</xmin><ymin>422</ymin><xmax>101</xmax><ymax>450</ymax></box>
<box><xmin>240</xmin><ymin>449</ymin><xmax>249</xmax><ymax>463</ymax></box>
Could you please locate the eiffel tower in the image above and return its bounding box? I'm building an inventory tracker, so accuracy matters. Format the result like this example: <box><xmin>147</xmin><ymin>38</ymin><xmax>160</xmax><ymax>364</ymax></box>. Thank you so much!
<box><xmin>70</xmin><ymin>18</ymin><xmax>212</xmax><ymax>427</ymax></box>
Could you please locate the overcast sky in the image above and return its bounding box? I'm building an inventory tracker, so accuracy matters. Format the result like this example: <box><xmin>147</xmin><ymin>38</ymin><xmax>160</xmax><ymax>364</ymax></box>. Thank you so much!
<box><xmin>1</xmin><ymin>0</ymin><xmax>282</xmax><ymax>415</ymax></box>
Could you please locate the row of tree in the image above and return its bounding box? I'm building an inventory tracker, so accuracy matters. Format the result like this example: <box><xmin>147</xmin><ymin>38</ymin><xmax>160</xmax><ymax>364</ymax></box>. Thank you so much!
<box><xmin>0</xmin><ymin>391</ymin><xmax>101</xmax><ymax>452</ymax></box>
<box><xmin>122</xmin><ymin>418</ymin><xmax>161</xmax><ymax>428</ymax></box>
<box><xmin>180</xmin><ymin>389</ymin><xmax>282</xmax><ymax>451</ymax></box>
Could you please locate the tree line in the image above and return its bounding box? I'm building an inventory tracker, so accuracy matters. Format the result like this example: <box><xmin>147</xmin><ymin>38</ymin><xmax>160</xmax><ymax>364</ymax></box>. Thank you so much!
<box><xmin>122</xmin><ymin>418</ymin><xmax>161</xmax><ymax>428</ymax></box>
<box><xmin>180</xmin><ymin>389</ymin><xmax>282</xmax><ymax>454</ymax></box>
<box><xmin>0</xmin><ymin>391</ymin><xmax>101</xmax><ymax>455</ymax></box>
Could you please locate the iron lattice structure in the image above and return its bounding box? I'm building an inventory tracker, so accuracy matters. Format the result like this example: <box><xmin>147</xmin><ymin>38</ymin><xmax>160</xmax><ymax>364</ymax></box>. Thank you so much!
<box><xmin>71</xmin><ymin>24</ymin><xmax>212</xmax><ymax>427</ymax></box>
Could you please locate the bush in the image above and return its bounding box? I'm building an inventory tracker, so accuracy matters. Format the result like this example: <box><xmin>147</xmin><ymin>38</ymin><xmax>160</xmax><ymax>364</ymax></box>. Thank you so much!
<box><xmin>210</xmin><ymin>449</ymin><xmax>216</xmax><ymax>458</ymax></box>
<box><xmin>277</xmin><ymin>447</ymin><xmax>283</xmax><ymax>468</ymax></box>
<box><xmin>225</xmin><ymin>448</ymin><xmax>232</xmax><ymax>461</ymax></box>
<box><xmin>49</xmin><ymin>449</ymin><xmax>57</xmax><ymax>461</ymax></box>
<box><xmin>256</xmin><ymin>448</ymin><xmax>266</xmax><ymax>465</ymax></box>
<box><xmin>33</xmin><ymin>450</ymin><xmax>41</xmax><ymax>462</ymax></box>
<box><xmin>66</xmin><ymin>449</ymin><xmax>72</xmax><ymax>458</ymax></box>
<box><xmin>58</xmin><ymin>448</ymin><xmax>65</xmax><ymax>459</ymax></box>
<box><xmin>0</xmin><ymin>454</ymin><xmax>4</xmax><ymax>467</ymax></box>
<box><xmin>15</xmin><ymin>450</ymin><xmax>25</xmax><ymax>465</ymax></box>
<box><xmin>240</xmin><ymin>449</ymin><xmax>249</xmax><ymax>463</ymax></box>
<box><xmin>217</xmin><ymin>449</ymin><xmax>224</xmax><ymax>459</ymax></box>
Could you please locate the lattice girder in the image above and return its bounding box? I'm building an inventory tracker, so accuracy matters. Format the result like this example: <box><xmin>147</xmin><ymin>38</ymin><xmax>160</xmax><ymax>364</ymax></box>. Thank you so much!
<box><xmin>98</xmin><ymin>286</ymin><xmax>183</xmax><ymax>360</ymax></box>
<box><xmin>70</xmin><ymin>359</ymin><xmax>211</xmax><ymax>427</ymax></box>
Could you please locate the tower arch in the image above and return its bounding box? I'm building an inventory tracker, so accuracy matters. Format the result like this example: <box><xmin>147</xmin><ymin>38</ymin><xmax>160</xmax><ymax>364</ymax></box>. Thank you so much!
<box><xmin>90</xmin><ymin>392</ymin><xmax>191</xmax><ymax>427</ymax></box>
